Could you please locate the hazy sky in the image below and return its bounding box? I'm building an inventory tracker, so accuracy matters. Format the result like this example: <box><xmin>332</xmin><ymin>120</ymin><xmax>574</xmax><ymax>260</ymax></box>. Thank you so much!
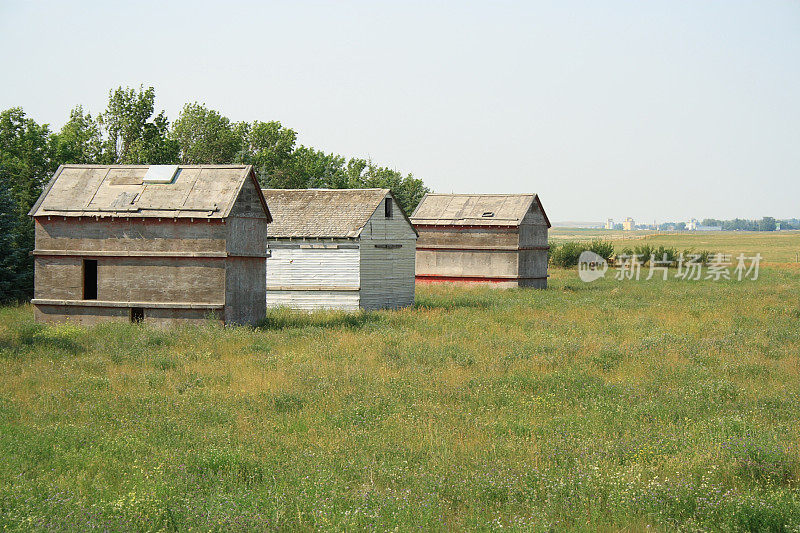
<box><xmin>1</xmin><ymin>1</ymin><xmax>798</xmax><ymax>222</ymax></box>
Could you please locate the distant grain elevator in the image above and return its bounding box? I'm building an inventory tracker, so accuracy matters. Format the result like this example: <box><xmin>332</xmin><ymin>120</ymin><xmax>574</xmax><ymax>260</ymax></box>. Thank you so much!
<box><xmin>29</xmin><ymin>165</ymin><xmax>271</xmax><ymax>325</ymax></box>
<box><xmin>410</xmin><ymin>193</ymin><xmax>550</xmax><ymax>288</ymax></box>
<box><xmin>262</xmin><ymin>188</ymin><xmax>417</xmax><ymax>310</ymax></box>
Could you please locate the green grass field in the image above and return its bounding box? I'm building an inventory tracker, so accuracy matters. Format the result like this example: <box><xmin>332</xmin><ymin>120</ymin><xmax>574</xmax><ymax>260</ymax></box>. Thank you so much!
<box><xmin>2</xmin><ymin>232</ymin><xmax>800</xmax><ymax>531</ymax></box>
<box><xmin>550</xmin><ymin>228</ymin><xmax>800</xmax><ymax>264</ymax></box>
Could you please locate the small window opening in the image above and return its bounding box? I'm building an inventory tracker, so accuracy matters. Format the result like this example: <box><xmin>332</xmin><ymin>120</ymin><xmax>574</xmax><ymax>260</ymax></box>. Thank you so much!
<box><xmin>482</xmin><ymin>211</ymin><xmax>495</xmax><ymax>218</ymax></box>
<box><xmin>385</xmin><ymin>198</ymin><xmax>393</xmax><ymax>218</ymax></box>
<box><xmin>83</xmin><ymin>259</ymin><xmax>98</xmax><ymax>300</ymax></box>
<box><xmin>130</xmin><ymin>307</ymin><xmax>144</xmax><ymax>323</ymax></box>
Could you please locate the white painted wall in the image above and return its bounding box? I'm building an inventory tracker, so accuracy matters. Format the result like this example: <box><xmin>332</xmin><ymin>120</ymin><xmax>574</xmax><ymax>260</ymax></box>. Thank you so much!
<box><xmin>266</xmin><ymin>244</ymin><xmax>361</xmax><ymax>310</ymax></box>
<box><xmin>359</xmin><ymin>196</ymin><xmax>417</xmax><ymax>310</ymax></box>
<box><xmin>265</xmin><ymin>195</ymin><xmax>417</xmax><ymax>311</ymax></box>
<box><xmin>266</xmin><ymin>289</ymin><xmax>360</xmax><ymax>311</ymax></box>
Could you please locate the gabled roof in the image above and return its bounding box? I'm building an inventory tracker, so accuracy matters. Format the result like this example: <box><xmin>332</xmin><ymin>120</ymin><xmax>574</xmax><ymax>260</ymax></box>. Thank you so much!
<box><xmin>29</xmin><ymin>164</ymin><xmax>271</xmax><ymax>220</ymax></box>
<box><xmin>262</xmin><ymin>188</ymin><xmax>410</xmax><ymax>238</ymax></box>
<box><xmin>410</xmin><ymin>193</ymin><xmax>551</xmax><ymax>228</ymax></box>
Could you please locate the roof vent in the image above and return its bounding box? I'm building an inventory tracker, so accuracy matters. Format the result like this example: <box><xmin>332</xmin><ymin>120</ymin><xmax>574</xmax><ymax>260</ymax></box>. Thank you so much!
<box><xmin>482</xmin><ymin>211</ymin><xmax>495</xmax><ymax>217</ymax></box>
<box><xmin>143</xmin><ymin>165</ymin><xmax>179</xmax><ymax>184</ymax></box>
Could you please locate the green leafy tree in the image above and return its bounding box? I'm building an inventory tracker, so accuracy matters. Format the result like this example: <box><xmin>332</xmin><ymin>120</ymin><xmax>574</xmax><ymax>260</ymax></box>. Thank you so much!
<box><xmin>137</xmin><ymin>111</ymin><xmax>178</xmax><ymax>164</ymax></box>
<box><xmin>258</xmin><ymin>148</ymin><xmax>429</xmax><ymax>213</ymax></box>
<box><xmin>285</xmin><ymin>146</ymin><xmax>346</xmax><ymax>189</ymax></box>
<box><xmin>344</xmin><ymin>158</ymin><xmax>429</xmax><ymax>213</ymax></box>
<box><xmin>0</xmin><ymin>108</ymin><xmax>55</xmax><ymax>212</ymax></box>
<box><xmin>0</xmin><ymin>186</ymin><xmax>21</xmax><ymax>302</ymax></box>
<box><xmin>54</xmin><ymin>105</ymin><xmax>103</xmax><ymax>164</ymax></box>
<box><xmin>236</xmin><ymin>121</ymin><xmax>297</xmax><ymax>185</ymax></box>
<box><xmin>172</xmin><ymin>103</ymin><xmax>240</xmax><ymax>164</ymax></box>
<box><xmin>758</xmin><ymin>217</ymin><xmax>777</xmax><ymax>232</ymax></box>
<box><xmin>98</xmin><ymin>86</ymin><xmax>178</xmax><ymax>164</ymax></box>
<box><xmin>0</xmin><ymin>107</ymin><xmax>57</xmax><ymax>299</ymax></box>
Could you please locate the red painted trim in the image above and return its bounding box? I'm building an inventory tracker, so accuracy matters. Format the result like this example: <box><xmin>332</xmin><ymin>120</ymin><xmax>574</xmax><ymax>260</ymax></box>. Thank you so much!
<box><xmin>415</xmin><ymin>274</ymin><xmax>548</xmax><ymax>283</ymax></box>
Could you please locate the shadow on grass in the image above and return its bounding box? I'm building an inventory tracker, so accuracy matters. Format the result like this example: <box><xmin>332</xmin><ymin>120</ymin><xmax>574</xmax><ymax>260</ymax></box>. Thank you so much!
<box><xmin>0</xmin><ymin>322</ymin><xmax>85</xmax><ymax>358</ymax></box>
<box><xmin>256</xmin><ymin>308</ymin><xmax>382</xmax><ymax>330</ymax></box>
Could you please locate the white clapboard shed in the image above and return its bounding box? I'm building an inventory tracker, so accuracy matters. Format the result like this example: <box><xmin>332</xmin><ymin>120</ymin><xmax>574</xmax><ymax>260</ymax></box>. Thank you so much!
<box><xmin>262</xmin><ymin>189</ymin><xmax>418</xmax><ymax>311</ymax></box>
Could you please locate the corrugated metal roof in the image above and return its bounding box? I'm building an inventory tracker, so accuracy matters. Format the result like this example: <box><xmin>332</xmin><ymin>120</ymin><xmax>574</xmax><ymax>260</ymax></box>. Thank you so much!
<box><xmin>410</xmin><ymin>193</ymin><xmax>549</xmax><ymax>227</ymax></box>
<box><xmin>29</xmin><ymin>164</ymin><xmax>268</xmax><ymax>219</ymax></box>
<box><xmin>262</xmin><ymin>188</ymin><xmax>390</xmax><ymax>238</ymax></box>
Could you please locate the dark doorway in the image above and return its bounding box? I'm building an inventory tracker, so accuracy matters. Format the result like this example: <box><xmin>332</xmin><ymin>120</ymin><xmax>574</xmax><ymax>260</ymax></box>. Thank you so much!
<box><xmin>83</xmin><ymin>259</ymin><xmax>98</xmax><ymax>300</ymax></box>
<box><xmin>130</xmin><ymin>307</ymin><xmax>144</xmax><ymax>323</ymax></box>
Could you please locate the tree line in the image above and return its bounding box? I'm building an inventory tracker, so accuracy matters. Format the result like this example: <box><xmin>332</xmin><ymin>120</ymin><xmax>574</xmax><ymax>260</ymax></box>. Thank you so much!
<box><xmin>0</xmin><ymin>85</ymin><xmax>430</xmax><ymax>303</ymax></box>
<box><xmin>700</xmin><ymin>217</ymin><xmax>798</xmax><ymax>231</ymax></box>
<box><xmin>643</xmin><ymin>217</ymin><xmax>794</xmax><ymax>232</ymax></box>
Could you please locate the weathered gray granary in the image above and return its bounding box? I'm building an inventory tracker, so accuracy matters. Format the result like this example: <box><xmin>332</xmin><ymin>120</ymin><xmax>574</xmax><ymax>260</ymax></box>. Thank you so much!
<box><xmin>261</xmin><ymin>188</ymin><xmax>417</xmax><ymax>310</ymax></box>
<box><xmin>410</xmin><ymin>193</ymin><xmax>550</xmax><ymax>288</ymax></box>
<box><xmin>29</xmin><ymin>164</ymin><xmax>271</xmax><ymax>325</ymax></box>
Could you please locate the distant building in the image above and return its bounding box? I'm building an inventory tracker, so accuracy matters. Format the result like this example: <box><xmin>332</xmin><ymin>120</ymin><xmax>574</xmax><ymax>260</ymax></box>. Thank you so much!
<box><xmin>623</xmin><ymin>217</ymin><xmax>635</xmax><ymax>231</ymax></box>
<box><xmin>605</xmin><ymin>218</ymin><xmax>614</xmax><ymax>230</ymax></box>
<box><xmin>688</xmin><ymin>218</ymin><xmax>721</xmax><ymax>231</ymax></box>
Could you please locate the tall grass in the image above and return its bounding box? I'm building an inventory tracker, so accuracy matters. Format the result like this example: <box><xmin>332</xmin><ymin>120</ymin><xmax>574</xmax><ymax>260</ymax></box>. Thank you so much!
<box><xmin>2</xmin><ymin>257</ymin><xmax>800</xmax><ymax>529</ymax></box>
<box><xmin>549</xmin><ymin>239</ymin><xmax>614</xmax><ymax>267</ymax></box>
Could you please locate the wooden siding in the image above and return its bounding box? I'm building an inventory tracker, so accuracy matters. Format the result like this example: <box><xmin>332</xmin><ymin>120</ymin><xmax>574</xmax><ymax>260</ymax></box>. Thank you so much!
<box><xmin>416</xmin><ymin>226</ymin><xmax>520</xmax><ymax>250</ymax></box>
<box><xmin>34</xmin><ymin>254</ymin><xmax>225</xmax><ymax>304</ymax></box>
<box><xmin>359</xmin><ymin>196</ymin><xmax>416</xmax><ymax>310</ymax></box>
<box><xmin>360</xmin><ymin>197</ymin><xmax>418</xmax><ymax>241</ymax></box>
<box><xmin>415</xmin><ymin>248</ymin><xmax>520</xmax><ymax>279</ymax></box>
<box><xmin>359</xmin><ymin>238</ymin><xmax>416</xmax><ymax>310</ymax></box>
<box><xmin>518</xmin><ymin>224</ymin><xmax>548</xmax><ymax>247</ymax></box>
<box><xmin>518</xmin><ymin>250</ymin><xmax>549</xmax><ymax>287</ymax></box>
<box><xmin>264</xmin><ymin>195</ymin><xmax>417</xmax><ymax>311</ymax></box>
<box><xmin>224</xmin><ymin>177</ymin><xmax>269</xmax><ymax>323</ymax></box>
<box><xmin>518</xmin><ymin>202</ymin><xmax>549</xmax><ymax>286</ymax></box>
<box><xmin>33</xmin><ymin>256</ymin><xmax>83</xmax><ymax>300</ymax></box>
<box><xmin>33</xmin><ymin>304</ymin><xmax>221</xmax><ymax>326</ymax></box>
<box><xmin>225</xmin><ymin>256</ymin><xmax>267</xmax><ymax>324</ymax></box>
<box><xmin>266</xmin><ymin>243</ymin><xmax>361</xmax><ymax>310</ymax></box>
<box><xmin>519</xmin><ymin>202</ymin><xmax>549</xmax><ymax>248</ymax></box>
<box><xmin>267</xmin><ymin>290</ymin><xmax>361</xmax><ymax>311</ymax></box>
<box><xmin>413</xmin><ymin>198</ymin><xmax>549</xmax><ymax>288</ymax></box>
<box><xmin>229</xmin><ymin>175</ymin><xmax>269</xmax><ymax>220</ymax></box>
<box><xmin>34</xmin><ymin>218</ymin><xmax>227</xmax><ymax>254</ymax></box>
